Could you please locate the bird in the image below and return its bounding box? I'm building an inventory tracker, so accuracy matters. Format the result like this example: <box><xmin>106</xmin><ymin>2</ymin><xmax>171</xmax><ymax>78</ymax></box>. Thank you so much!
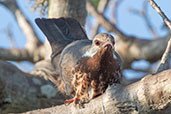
<box><xmin>64</xmin><ymin>33</ymin><xmax>122</xmax><ymax>107</ymax></box>
<box><xmin>35</xmin><ymin>17</ymin><xmax>122</xmax><ymax>106</ymax></box>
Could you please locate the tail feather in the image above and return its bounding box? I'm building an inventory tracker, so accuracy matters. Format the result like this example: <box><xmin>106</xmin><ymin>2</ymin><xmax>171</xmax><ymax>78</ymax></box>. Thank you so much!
<box><xmin>35</xmin><ymin>17</ymin><xmax>88</xmax><ymax>58</ymax></box>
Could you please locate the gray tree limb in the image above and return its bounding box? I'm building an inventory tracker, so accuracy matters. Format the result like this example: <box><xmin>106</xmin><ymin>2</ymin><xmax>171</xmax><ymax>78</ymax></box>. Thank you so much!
<box><xmin>23</xmin><ymin>69</ymin><xmax>171</xmax><ymax>114</ymax></box>
<box><xmin>0</xmin><ymin>0</ymin><xmax>47</xmax><ymax>63</ymax></box>
<box><xmin>0</xmin><ymin>60</ymin><xmax>67</xmax><ymax>114</ymax></box>
<box><xmin>146</xmin><ymin>0</ymin><xmax>171</xmax><ymax>73</ymax></box>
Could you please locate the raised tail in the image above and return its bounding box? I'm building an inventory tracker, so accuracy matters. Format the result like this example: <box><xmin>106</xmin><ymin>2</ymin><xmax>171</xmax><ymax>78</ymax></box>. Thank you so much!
<box><xmin>35</xmin><ymin>17</ymin><xmax>88</xmax><ymax>58</ymax></box>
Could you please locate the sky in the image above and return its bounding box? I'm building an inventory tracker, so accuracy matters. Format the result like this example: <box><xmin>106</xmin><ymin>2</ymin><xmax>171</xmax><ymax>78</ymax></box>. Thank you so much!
<box><xmin>0</xmin><ymin>0</ymin><xmax>170</xmax><ymax>79</ymax></box>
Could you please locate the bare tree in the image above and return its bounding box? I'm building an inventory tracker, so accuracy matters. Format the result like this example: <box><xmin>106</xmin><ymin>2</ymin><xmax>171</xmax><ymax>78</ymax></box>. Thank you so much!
<box><xmin>0</xmin><ymin>0</ymin><xmax>170</xmax><ymax>113</ymax></box>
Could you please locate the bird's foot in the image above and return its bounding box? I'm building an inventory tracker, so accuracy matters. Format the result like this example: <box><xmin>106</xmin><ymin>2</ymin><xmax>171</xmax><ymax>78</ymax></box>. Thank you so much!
<box><xmin>65</xmin><ymin>97</ymin><xmax>89</xmax><ymax>108</ymax></box>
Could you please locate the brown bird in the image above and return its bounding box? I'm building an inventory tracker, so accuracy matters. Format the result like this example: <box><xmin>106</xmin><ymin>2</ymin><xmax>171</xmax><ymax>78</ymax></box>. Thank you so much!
<box><xmin>35</xmin><ymin>17</ymin><xmax>122</xmax><ymax>106</ymax></box>
<box><xmin>64</xmin><ymin>33</ymin><xmax>122</xmax><ymax>106</ymax></box>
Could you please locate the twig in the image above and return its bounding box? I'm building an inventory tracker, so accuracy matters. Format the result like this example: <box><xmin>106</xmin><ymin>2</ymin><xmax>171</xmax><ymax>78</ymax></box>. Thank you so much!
<box><xmin>4</xmin><ymin>25</ymin><xmax>17</xmax><ymax>48</ymax></box>
<box><xmin>129</xmin><ymin>1</ymin><xmax>158</xmax><ymax>38</ymax></box>
<box><xmin>156</xmin><ymin>38</ymin><xmax>171</xmax><ymax>73</ymax></box>
<box><xmin>86</xmin><ymin>0</ymin><xmax>126</xmax><ymax>40</ymax></box>
<box><xmin>0</xmin><ymin>0</ymin><xmax>46</xmax><ymax>62</ymax></box>
<box><xmin>111</xmin><ymin>0</ymin><xmax>122</xmax><ymax>24</ymax></box>
<box><xmin>147</xmin><ymin>0</ymin><xmax>171</xmax><ymax>30</ymax></box>
<box><xmin>147</xmin><ymin>0</ymin><xmax>171</xmax><ymax>73</ymax></box>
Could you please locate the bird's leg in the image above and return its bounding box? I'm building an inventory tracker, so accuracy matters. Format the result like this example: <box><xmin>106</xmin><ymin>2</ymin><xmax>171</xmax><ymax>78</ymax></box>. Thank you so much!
<box><xmin>65</xmin><ymin>73</ymin><xmax>81</xmax><ymax>105</ymax></box>
<box><xmin>91</xmin><ymin>80</ymin><xmax>101</xmax><ymax>99</ymax></box>
<box><xmin>65</xmin><ymin>96</ymin><xmax>79</xmax><ymax>105</ymax></box>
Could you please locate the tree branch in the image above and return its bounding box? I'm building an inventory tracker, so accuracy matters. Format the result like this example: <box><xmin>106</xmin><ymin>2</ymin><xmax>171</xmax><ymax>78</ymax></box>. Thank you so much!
<box><xmin>147</xmin><ymin>0</ymin><xmax>171</xmax><ymax>30</ymax></box>
<box><xmin>129</xmin><ymin>1</ymin><xmax>158</xmax><ymax>38</ymax></box>
<box><xmin>146</xmin><ymin>0</ymin><xmax>171</xmax><ymax>73</ymax></box>
<box><xmin>86</xmin><ymin>0</ymin><xmax>170</xmax><ymax>69</ymax></box>
<box><xmin>90</xmin><ymin>0</ymin><xmax>109</xmax><ymax>37</ymax></box>
<box><xmin>0</xmin><ymin>0</ymin><xmax>46</xmax><ymax>62</ymax></box>
<box><xmin>23</xmin><ymin>69</ymin><xmax>171</xmax><ymax>114</ymax></box>
<box><xmin>0</xmin><ymin>60</ymin><xmax>67</xmax><ymax>114</ymax></box>
<box><xmin>156</xmin><ymin>38</ymin><xmax>171</xmax><ymax>73</ymax></box>
<box><xmin>86</xmin><ymin>0</ymin><xmax>126</xmax><ymax>40</ymax></box>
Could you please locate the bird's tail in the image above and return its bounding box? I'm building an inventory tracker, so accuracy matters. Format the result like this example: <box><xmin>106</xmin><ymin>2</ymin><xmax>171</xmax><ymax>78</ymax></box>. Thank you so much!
<box><xmin>35</xmin><ymin>17</ymin><xmax>88</xmax><ymax>58</ymax></box>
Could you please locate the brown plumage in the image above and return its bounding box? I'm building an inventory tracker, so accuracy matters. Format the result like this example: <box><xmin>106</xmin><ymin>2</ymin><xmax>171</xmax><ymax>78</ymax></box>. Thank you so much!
<box><xmin>65</xmin><ymin>43</ymin><xmax>122</xmax><ymax>107</ymax></box>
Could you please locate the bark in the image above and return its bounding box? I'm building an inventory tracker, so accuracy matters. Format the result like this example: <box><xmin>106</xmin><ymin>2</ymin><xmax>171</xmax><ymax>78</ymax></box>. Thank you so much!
<box><xmin>0</xmin><ymin>60</ymin><xmax>67</xmax><ymax>114</ymax></box>
<box><xmin>0</xmin><ymin>0</ymin><xmax>171</xmax><ymax>113</ymax></box>
<box><xmin>48</xmin><ymin>0</ymin><xmax>87</xmax><ymax>25</ymax></box>
<box><xmin>23</xmin><ymin>69</ymin><xmax>171</xmax><ymax>114</ymax></box>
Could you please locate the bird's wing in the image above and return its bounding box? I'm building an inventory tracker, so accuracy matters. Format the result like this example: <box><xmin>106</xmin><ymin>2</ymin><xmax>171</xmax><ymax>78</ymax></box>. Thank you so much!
<box><xmin>35</xmin><ymin>17</ymin><xmax>88</xmax><ymax>58</ymax></box>
<box><xmin>59</xmin><ymin>40</ymin><xmax>91</xmax><ymax>95</ymax></box>
<box><xmin>113</xmin><ymin>51</ymin><xmax>122</xmax><ymax>68</ymax></box>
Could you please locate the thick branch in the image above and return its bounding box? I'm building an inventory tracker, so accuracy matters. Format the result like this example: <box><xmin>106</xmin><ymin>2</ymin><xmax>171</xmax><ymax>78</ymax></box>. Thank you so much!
<box><xmin>0</xmin><ymin>48</ymin><xmax>32</xmax><ymax>62</ymax></box>
<box><xmin>87</xmin><ymin>0</ymin><xmax>170</xmax><ymax>69</ymax></box>
<box><xmin>48</xmin><ymin>0</ymin><xmax>87</xmax><ymax>26</ymax></box>
<box><xmin>23</xmin><ymin>69</ymin><xmax>171</xmax><ymax>114</ymax></box>
<box><xmin>0</xmin><ymin>60</ymin><xmax>67</xmax><ymax>114</ymax></box>
<box><xmin>0</xmin><ymin>45</ymin><xmax>47</xmax><ymax>63</ymax></box>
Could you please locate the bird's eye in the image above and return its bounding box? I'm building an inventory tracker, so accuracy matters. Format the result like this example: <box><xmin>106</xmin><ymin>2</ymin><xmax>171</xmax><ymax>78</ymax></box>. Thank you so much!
<box><xmin>95</xmin><ymin>40</ymin><xmax>100</xmax><ymax>46</ymax></box>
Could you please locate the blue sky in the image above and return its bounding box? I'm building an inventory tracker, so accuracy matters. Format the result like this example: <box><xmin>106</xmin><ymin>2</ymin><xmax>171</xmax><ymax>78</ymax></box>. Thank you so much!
<box><xmin>0</xmin><ymin>0</ymin><xmax>170</xmax><ymax>79</ymax></box>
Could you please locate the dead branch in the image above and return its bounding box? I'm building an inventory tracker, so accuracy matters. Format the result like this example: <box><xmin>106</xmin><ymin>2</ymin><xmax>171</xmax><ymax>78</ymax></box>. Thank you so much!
<box><xmin>147</xmin><ymin>0</ymin><xmax>171</xmax><ymax>30</ymax></box>
<box><xmin>23</xmin><ymin>69</ymin><xmax>171</xmax><ymax>114</ymax></box>
<box><xmin>147</xmin><ymin>0</ymin><xmax>171</xmax><ymax>73</ymax></box>
<box><xmin>0</xmin><ymin>0</ymin><xmax>49</xmax><ymax>62</ymax></box>
<box><xmin>86</xmin><ymin>0</ymin><xmax>170</xmax><ymax>69</ymax></box>
<box><xmin>156</xmin><ymin>38</ymin><xmax>171</xmax><ymax>73</ymax></box>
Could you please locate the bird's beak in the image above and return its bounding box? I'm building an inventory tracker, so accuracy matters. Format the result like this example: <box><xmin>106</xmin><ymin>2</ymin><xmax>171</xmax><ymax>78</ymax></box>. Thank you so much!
<box><xmin>102</xmin><ymin>38</ymin><xmax>113</xmax><ymax>48</ymax></box>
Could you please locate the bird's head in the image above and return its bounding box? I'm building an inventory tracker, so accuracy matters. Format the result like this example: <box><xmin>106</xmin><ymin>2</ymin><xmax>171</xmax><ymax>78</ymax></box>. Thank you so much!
<box><xmin>83</xmin><ymin>33</ymin><xmax>115</xmax><ymax>57</ymax></box>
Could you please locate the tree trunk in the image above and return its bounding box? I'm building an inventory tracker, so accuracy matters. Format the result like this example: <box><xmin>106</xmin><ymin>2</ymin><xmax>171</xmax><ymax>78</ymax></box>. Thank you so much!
<box><xmin>48</xmin><ymin>0</ymin><xmax>87</xmax><ymax>25</ymax></box>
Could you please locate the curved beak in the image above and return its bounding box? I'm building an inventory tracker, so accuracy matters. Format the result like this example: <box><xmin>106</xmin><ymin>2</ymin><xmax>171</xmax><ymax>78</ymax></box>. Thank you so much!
<box><xmin>102</xmin><ymin>38</ymin><xmax>114</xmax><ymax>48</ymax></box>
